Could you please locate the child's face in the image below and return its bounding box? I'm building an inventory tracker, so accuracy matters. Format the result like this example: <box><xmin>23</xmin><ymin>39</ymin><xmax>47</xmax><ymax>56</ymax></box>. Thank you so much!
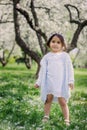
<box><xmin>49</xmin><ymin>36</ymin><xmax>63</xmax><ymax>53</ymax></box>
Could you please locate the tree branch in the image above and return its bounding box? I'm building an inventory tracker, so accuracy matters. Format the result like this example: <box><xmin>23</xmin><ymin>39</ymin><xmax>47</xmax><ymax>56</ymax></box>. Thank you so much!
<box><xmin>34</xmin><ymin>6</ymin><xmax>50</xmax><ymax>14</ymax></box>
<box><xmin>64</xmin><ymin>4</ymin><xmax>81</xmax><ymax>24</ymax></box>
<box><xmin>6</xmin><ymin>42</ymin><xmax>15</xmax><ymax>62</ymax></box>
<box><xmin>30</xmin><ymin>0</ymin><xmax>38</xmax><ymax>27</ymax></box>
<box><xmin>16</xmin><ymin>3</ymin><xmax>48</xmax><ymax>54</ymax></box>
<box><xmin>0</xmin><ymin>3</ymin><xmax>12</xmax><ymax>5</ymax></box>
<box><xmin>30</xmin><ymin>0</ymin><xmax>48</xmax><ymax>54</ymax></box>
<box><xmin>16</xmin><ymin>4</ymin><xmax>47</xmax><ymax>41</ymax></box>
<box><xmin>65</xmin><ymin>4</ymin><xmax>87</xmax><ymax>52</ymax></box>
<box><xmin>0</xmin><ymin>42</ymin><xmax>15</xmax><ymax>66</ymax></box>
<box><xmin>0</xmin><ymin>21</ymin><xmax>13</xmax><ymax>23</ymax></box>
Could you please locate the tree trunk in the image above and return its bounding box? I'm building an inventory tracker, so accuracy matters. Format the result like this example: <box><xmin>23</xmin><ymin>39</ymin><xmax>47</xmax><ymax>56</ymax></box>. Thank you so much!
<box><xmin>13</xmin><ymin>0</ymin><xmax>41</xmax><ymax>76</ymax></box>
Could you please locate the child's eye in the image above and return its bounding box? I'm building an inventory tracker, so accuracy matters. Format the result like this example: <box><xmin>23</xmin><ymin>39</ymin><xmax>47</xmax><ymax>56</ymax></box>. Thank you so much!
<box><xmin>57</xmin><ymin>41</ymin><xmax>61</xmax><ymax>44</ymax></box>
<box><xmin>52</xmin><ymin>40</ymin><xmax>55</xmax><ymax>43</ymax></box>
<box><xmin>51</xmin><ymin>40</ymin><xmax>61</xmax><ymax>44</ymax></box>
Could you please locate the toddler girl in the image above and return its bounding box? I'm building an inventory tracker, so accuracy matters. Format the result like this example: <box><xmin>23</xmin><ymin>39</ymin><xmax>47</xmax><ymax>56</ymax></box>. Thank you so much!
<box><xmin>35</xmin><ymin>33</ymin><xmax>74</xmax><ymax>125</ymax></box>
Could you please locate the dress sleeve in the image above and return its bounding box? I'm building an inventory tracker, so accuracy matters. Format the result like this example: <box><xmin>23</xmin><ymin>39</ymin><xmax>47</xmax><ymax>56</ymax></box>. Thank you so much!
<box><xmin>36</xmin><ymin>56</ymin><xmax>47</xmax><ymax>87</ymax></box>
<box><xmin>67</xmin><ymin>54</ymin><xmax>74</xmax><ymax>84</ymax></box>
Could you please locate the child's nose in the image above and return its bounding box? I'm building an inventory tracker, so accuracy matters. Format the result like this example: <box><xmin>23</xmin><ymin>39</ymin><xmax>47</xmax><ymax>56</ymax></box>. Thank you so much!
<box><xmin>54</xmin><ymin>42</ymin><xmax>58</xmax><ymax>45</ymax></box>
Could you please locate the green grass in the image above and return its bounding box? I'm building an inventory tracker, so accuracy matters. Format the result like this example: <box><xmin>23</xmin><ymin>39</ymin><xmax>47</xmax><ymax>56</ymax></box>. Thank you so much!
<box><xmin>0</xmin><ymin>64</ymin><xmax>87</xmax><ymax>130</ymax></box>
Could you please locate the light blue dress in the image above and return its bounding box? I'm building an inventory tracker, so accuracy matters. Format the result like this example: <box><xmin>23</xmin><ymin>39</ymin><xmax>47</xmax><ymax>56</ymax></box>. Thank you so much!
<box><xmin>36</xmin><ymin>52</ymin><xmax>74</xmax><ymax>103</ymax></box>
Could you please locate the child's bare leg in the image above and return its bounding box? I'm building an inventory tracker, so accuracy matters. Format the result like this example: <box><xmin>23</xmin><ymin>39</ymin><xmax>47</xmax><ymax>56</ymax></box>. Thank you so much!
<box><xmin>44</xmin><ymin>94</ymin><xmax>53</xmax><ymax>117</ymax></box>
<box><xmin>58</xmin><ymin>97</ymin><xmax>69</xmax><ymax>121</ymax></box>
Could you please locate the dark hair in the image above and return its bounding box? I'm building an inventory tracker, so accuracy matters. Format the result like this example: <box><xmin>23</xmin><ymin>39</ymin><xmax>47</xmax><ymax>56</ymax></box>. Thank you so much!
<box><xmin>47</xmin><ymin>33</ymin><xmax>66</xmax><ymax>50</ymax></box>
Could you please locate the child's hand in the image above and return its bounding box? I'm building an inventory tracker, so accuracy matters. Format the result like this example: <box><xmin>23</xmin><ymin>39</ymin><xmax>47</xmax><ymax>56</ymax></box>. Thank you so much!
<box><xmin>34</xmin><ymin>84</ymin><xmax>39</xmax><ymax>88</ymax></box>
<box><xmin>69</xmin><ymin>83</ymin><xmax>74</xmax><ymax>90</ymax></box>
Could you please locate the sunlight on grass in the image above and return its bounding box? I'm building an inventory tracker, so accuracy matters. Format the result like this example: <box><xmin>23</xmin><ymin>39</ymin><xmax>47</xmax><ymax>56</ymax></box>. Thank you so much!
<box><xmin>0</xmin><ymin>64</ymin><xmax>87</xmax><ymax>130</ymax></box>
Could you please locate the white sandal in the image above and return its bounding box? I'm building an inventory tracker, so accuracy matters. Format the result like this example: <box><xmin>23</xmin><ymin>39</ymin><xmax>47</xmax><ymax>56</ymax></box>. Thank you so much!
<box><xmin>64</xmin><ymin>119</ymin><xmax>70</xmax><ymax>126</ymax></box>
<box><xmin>42</xmin><ymin>115</ymin><xmax>49</xmax><ymax>123</ymax></box>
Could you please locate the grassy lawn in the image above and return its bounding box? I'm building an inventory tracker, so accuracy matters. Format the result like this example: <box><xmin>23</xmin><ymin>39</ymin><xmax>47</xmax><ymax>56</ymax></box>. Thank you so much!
<box><xmin>0</xmin><ymin>64</ymin><xmax>87</xmax><ymax>130</ymax></box>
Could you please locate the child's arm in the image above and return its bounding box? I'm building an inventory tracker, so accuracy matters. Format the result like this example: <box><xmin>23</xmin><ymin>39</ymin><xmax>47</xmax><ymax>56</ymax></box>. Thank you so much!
<box><xmin>34</xmin><ymin>66</ymin><xmax>43</xmax><ymax>88</ymax></box>
<box><xmin>67</xmin><ymin>54</ymin><xmax>74</xmax><ymax>89</ymax></box>
<box><xmin>34</xmin><ymin>56</ymin><xmax>47</xmax><ymax>88</ymax></box>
